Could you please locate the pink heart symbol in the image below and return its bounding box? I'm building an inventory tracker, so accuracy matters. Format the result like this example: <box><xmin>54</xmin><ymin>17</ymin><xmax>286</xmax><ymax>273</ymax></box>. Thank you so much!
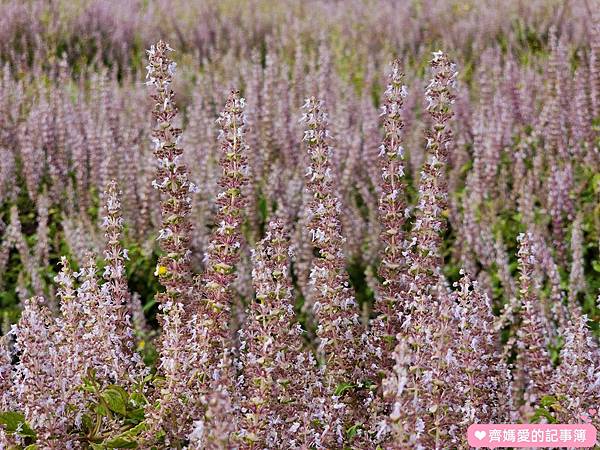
<box><xmin>589</xmin><ymin>408</ymin><xmax>597</xmax><ymax>416</ymax></box>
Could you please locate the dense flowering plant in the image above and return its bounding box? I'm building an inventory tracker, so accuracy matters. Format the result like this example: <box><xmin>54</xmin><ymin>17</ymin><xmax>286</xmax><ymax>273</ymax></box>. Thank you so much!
<box><xmin>0</xmin><ymin>2</ymin><xmax>599</xmax><ymax>448</ymax></box>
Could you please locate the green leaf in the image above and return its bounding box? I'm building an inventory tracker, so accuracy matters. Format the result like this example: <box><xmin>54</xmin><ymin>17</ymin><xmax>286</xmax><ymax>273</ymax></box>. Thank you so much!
<box><xmin>24</xmin><ymin>445</ymin><xmax>39</xmax><ymax>450</ymax></box>
<box><xmin>383</xmin><ymin>335</ymin><xmax>395</xmax><ymax>344</ymax></box>
<box><xmin>130</xmin><ymin>392</ymin><xmax>146</xmax><ymax>406</ymax></box>
<box><xmin>102</xmin><ymin>421</ymin><xmax>147</xmax><ymax>448</ymax></box>
<box><xmin>101</xmin><ymin>386</ymin><xmax>129</xmax><ymax>416</ymax></box>
<box><xmin>591</xmin><ymin>173</ymin><xmax>600</xmax><ymax>194</ymax></box>
<box><xmin>105</xmin><ymin>438</ymin><xmax>138</xmax><ymax>448</ymax></box>
<box><xmin>334</xmin><ymin>382</ymin><xmax>355</xmax><ymax>397</ymax></box>
<box><xmin>81</xmin><ymin>414</ymin><xmax>94</xmax><ymax>433</ymax></box>
<box><xmin>142</xmin><ymin>298</ymin><xmax>157</xmax><ymax>313</ymax></box>
<box><xmin>592</xmin><ymin>261</ymin><xmax>600</xmax><ymax>273</ymax></box>
<box><xmin>540</xmin><ymin>395</ymin><xmax>557</xmax><ymax>408</ymax></box>
<box><xmin>126</xmin><ymin>407</ymin><xmax>145</xmax><ymax>422</ymax></box>
<box><xmin>0</xmin><ymin>411</ymin><xmax>36</xmax><ymax>437</ymax></box>
<box><xmin>346</xmin><ymin>423</ymin><xmax>361</xmax><ymax>440</ymax></box>
<box><xmin>95</xmin><ymin>404</ymin><xmax>109</xmax><ymax>416</ymax></box>
<box><xmin>361</xmin><ymin>379</ymin><xmax>377</xmax><ymax>390</ymax></box>
<box><xmin>532</xmin><ymin>407</ymin><xmax>557</xmax><ymax>424</ymax></box>
<box><xmin>258</xmin><ymin>195</ymin><xmax>268</xmax><ymax>223</ymax></box>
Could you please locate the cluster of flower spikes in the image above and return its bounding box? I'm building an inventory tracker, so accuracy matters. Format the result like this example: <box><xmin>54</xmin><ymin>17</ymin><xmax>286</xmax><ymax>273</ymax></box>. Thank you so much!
<box><xmin>301</xmin><ymin>96</ymin><xmax>364</xmax><ymax>446</ymax></box>
<box><xmin>147</xmin><ymin>40</ymin><xmax>195</xmax><ymax>308</ymax></box>
<box><xmin>371</xmin><ymin>58</ymin><xmax>409</xmax><ymax>366</ymax></box>
<box><xmin>144</xmin><ymin>39</ymin><xmax>201</xmax><ymax>444</ymax></box>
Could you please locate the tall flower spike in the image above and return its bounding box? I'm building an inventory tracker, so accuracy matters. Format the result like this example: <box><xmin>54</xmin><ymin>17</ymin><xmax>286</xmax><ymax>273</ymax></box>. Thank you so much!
<box><xmin>0</xmin><ymin>336</ymin><xmax>12</xmax><ymax>411</ymax></box>
<box><xmin>408</xmin><ymin>51</ymin><xmax>457</xmax><ymax>294</ymax></box>
<box><xmin>301</xmin><ymin>96</ymin><xmax>361</xmax><ymax>444</ymax></box>
<box><xmin>156</xmin><ymin>90</ymin><xmax>250</xmax><ymax>445</ymax></box>
<box><xmin>101</xmin><ymin>179</ymin><xmax>139</xmax><ymax>380</ymax></box>
<box><xmin>197</xmin><ymin>89</ymin><xmax>248</xmax><ymax>343</ymax></box>
<box><xmin>53</xmin><ymin>257</ymin><xmax>94</xmax><ymax>412</ymax></box>
<box><xmin>568</xmin><ymin>213</ymin><xmax>586</xmax><ymax>305</ymax></box>
<box><xmin>55</xmin><ymin>256</ymin><xmax>82</xmax><ymax>343</ymax></box>
<box><xmin>145</xmin><ymin>40</ymin><xmax>197</xmax><ymax>445</ymax></box>
<box><xmin>102</xmin><ymin>180</ymin><xmax>131</xmax><ymax>309</ymax></box>
<box><xmin>75</xmin><ymin>251</ymin><xmax>141</xmax><ymax>385</ymax></box>
<box><xmin>514</xmin><ymin>232</ymin><xmax>553</xmax><ymax>420</ymax></box>
<box><xmin>184</xmin><ymin>91</ymin><xmax>249</xmax><ymax>443</ymax></box>
<box><xmin>374</xmin><ymin>59</ymin><xmax>409</xmax><ymax>350</ymax></box>
<box><xmin>13</xmin><ymin>297</ymin><xmax>79</xmax><ymax>447</ymax></box>
<box><xmin>552</xmin><ymin>307</ymin><xmax>600</xmax><ymax>425</ymax></box>
<box><xmin>147</xmin><ymin>40</ymin><xmax>194</xmax><ymax>306</ymax></box>
<box><xmin>144</xmin><ymin>298</ymin><xmax>193</xmax><ymax>445</ymax></box>
<box><xmin>239</xmin><ymin>218</ymin><xmax>308</xmax><ymax>447</ymax></box>
<box><xmin>6</xmin><ymin>206</ymin><xmax>37</xmax><ymax>298</ymax></box>
<box><xmin>379</xmin><ymin>53</ymin><xmax>459</xmax><ymax>449</ymax></box>
<box><xmin>76</xmin><ymin>253</ymin><xmax>111</xmax><ymax>380</ymax></box>
<box><xmin>449</xmin><ymin>273</ymin><xmax>511</xmax><ymax>426</ymax></box>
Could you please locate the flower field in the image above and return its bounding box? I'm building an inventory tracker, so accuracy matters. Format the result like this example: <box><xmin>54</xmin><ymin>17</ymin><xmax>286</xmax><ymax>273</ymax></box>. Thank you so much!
<box><xmin>0</xmin><ymin>1</ymin><xmax>599</xmax><ymax>449</ymax></box>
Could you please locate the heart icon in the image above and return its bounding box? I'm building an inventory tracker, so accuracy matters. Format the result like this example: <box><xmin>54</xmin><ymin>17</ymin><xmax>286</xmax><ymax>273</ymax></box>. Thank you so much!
<box><xmin>589</xmin><ymin>408</ymin><xmax>597</xmax><ymax>416</ymax></box>
<box><xmin>474</xmin><ymin>430</ymin><xmax>486</xmax><ymax>441</ymax></box>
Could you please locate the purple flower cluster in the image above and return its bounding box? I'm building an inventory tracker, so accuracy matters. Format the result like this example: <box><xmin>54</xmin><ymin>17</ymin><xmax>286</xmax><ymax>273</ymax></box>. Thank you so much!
<box><xmin>0</xmin><ymin>23</ymin><xmax>598</xmax><ymax>450</ymax></box>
